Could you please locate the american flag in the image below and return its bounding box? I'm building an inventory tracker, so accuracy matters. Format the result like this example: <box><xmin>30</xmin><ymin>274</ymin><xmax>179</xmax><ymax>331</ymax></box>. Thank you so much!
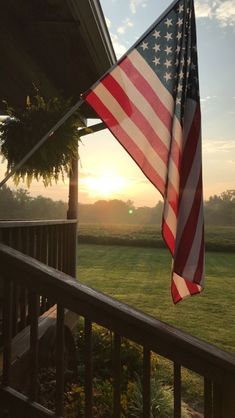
<box><xmin>83</xmin><ymin>0</ymin><xmax>204</xmax><ymax>304</ymax></box>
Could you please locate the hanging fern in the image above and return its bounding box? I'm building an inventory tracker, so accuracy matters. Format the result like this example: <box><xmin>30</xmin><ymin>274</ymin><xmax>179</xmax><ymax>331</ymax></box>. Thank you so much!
<box><xmin>0</xmin><ymin>91</ymin><xmax>84</xmax><ymax>186</ymax></box>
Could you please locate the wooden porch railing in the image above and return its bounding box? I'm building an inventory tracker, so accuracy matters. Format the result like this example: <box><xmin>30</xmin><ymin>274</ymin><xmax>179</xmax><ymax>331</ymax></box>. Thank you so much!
<box><xmin>0</xmin><ymin>243</ymin><xmax>235</xmax><ymax>417</ymax></box>
<box><xmin>0</xmin><ymin>220</ymin><xmax>77</xmax><ymax>342</ymax></box>
<box><xmin>0</xmin><ymin>220</ymin><xmax>77</xmax><ymax>276</ymax></box>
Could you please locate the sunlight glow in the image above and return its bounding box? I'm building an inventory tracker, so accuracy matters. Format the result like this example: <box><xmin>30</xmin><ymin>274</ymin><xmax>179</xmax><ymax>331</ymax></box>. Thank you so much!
<box><xmin>83</xmin><ymin>172</ymin><xmax>127</xmax><ymax>197</ymax></box>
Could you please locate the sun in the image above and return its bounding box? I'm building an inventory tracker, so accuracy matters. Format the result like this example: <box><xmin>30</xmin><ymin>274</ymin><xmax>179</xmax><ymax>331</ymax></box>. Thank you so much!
<box><xmin>83</xmin><ymin>172</ymin><xmax>126</xmax><ymax>198</ymax></box>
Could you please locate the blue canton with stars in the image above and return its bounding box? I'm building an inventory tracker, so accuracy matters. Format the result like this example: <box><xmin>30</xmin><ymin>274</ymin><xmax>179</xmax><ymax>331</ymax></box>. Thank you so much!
<box><xmin>136</xmin><ymin>0</ymin><xmax>199</xmax><ymax>121</ymax></box>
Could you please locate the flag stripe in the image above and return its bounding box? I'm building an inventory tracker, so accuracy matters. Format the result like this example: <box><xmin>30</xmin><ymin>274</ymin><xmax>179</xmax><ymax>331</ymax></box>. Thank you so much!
<box><xmin>111</xmin><ymin>66</ymin><xmax>172</xmax><ymax>149</ymax></box>
<box><xmin>120</xmin><ymin>54</ymin><xmax>173</xmax><ymax>130</ymax></box>
<box><xmin>179</xmin><ymin>104</ymin><xmax>201</xmax><ymax>196</ymax></box>
<box><xmin>174</xmin><ymin>171</ymin><xmax>203</xmax><ymax>275</ymax></box>
<box><xmin>181</xmin><ymin>200</ymin><xmax>204</xmax><ymax>280</ymax></box>
<box><xmin>175</xmin><ymin>137</ymin><xmax>202</xmax><ymax>245</ymax></box>
<box><xmin>127</xmin><ymin>49</ymin><xmax>174</xmax><ymax>116</ymax></box>
<box><xmin>85</xmin><ymin>90</ymin><xmax>166</xmax><ymax>194</ymax></box>
<box><xmin>162</xmin><ymin>218</ymin><xmax>175</xmax><ymax>255</ymax></box>
<box><xmin>102</xmin><ymin>73</ymin><xmax>170</xmax><ymax>165</ymax></box>
<box><xmin>93</xmin><ymin>82</ymin><xmax>168</xmax><ymax>184</ymax></box>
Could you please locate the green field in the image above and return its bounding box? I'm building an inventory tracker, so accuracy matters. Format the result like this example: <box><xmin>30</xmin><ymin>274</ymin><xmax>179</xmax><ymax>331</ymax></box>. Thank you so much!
<box><xmin>78</xmin><ymin>223</ymin><xmax>235</xmax><ymax>252</ymax></box>
<box><xmin>77</xmin><ymin>241</ymin><xmax>235</xmax><ymax>355</ymax></box>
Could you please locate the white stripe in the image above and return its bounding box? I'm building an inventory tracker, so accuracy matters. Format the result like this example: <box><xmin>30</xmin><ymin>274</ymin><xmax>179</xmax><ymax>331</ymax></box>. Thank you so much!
<box><xmin>167</xmin><ymin>157</ymin><xmax>180</xmax><ymax>197</ymax></box>
<box><xmin>182</xmin><ymin>200</ymin><xmax>204</xmax><ymax>283</ymax></box>
<box><xmin>128</xmin><ymin>50</ymin><xmax>183</xmax><ymax>149</ymax></box>
<box><xmin>164</xmin><ymin>201</ymin><xmax>177</xmax><ymax>239</ymax></box>
<box><xmin>172</xmin><ymin>273</ymin><xmax>190</xmax><ymax>298</ymax></box>
<box><xmin>111</xmin><ymin>66</ymin><xmax>172</xmax><ymax>150</ymax></box>
<box><xmin>128</xmin><ymin>50</ymin><xmax>174</xmax><ymax>114</ymax></box>
<box><xmin>172</xmin><ymin>116</ymin><xmax>183</xmax><ymax>150</ymax></box>
<box><xmin>93</xmin><ymin>83</ymin><xmax>167</xmax><ymax>182</ymax></box>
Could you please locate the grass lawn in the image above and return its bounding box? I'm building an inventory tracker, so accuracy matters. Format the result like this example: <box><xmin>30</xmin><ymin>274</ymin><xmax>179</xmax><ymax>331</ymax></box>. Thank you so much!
<box><xmin>77</xmin><ymin>243</ymin><xmax>235</xmax><ymax>355</ymax></box>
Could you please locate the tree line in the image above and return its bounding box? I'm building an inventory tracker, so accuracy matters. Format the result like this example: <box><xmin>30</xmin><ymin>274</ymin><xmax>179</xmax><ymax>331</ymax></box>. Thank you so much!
<box><xmin>0</xmin><ymin>185</ymin><xmax>234</xmax><ymax>226</ymax></box>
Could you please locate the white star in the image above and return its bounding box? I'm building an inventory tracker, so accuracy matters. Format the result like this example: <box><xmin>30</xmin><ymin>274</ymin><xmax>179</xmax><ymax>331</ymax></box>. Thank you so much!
<box><xmin>176</xmin><ymin>45</ymin><xmax>181</xmax><ymax>54</ymax></box>
<box><xmin>187</xmin><ymin>57</ymin><xmax>191</xmax><ymax>66</ymax></box>
<box><xmin>181</xmin><ymin>57</ymin><xmax>185</xmax><ymax>66</ymax></box>
<box><xmin>164</xmin><ymin>59</ymin><xmax>172</xmax><ymax>68</ymax></box>
<box><xmin>164</xmin><ymin>72</ymin><xmax>172</xmax><ymax>82</ymax></box>
<box><xmin>179</xmin><ymin>70</ymin><xmax>184</xmax><ymax>79</ymax></box>
<box><xmin>165</xmin><ymin>32</ymin><xmax>173</xmax><ymax>41</ymax></box>
<box><xmin>192</xmin><ymin>45</ymin><xmax>197</xmax><ymax>52</ymax></box>
<box><xmin>153</xmin><ymin>57</ymin><xmax>160</xmax><ymax>66</ymax></box>
<box><xmin>153</xmin><ymin>30</ymin><xmax>161</xmax><ymax>39</ymax></box>
<box><xmin>176</xmin><ymin>32</ymin><xmax>182</xmax><ymax>41</ymax></box>
<box><xmin>191</xmin><ymin>63</ymin><xmax>196</xmax><ymax>71</ymax></box>
<box><xmin>164</xmin><ymin>46</ymin><xmax>172</xmax><ymax>55</ymax></box>
<box><xmin>178</xmin><ymin>84</ymin><xmax>183</xmax><ymax>92</ymax></box>
<box><xmin>177</xmin><ymin>18</ymin><xmax>183</xmax><ymax>27</ymax></box>
<box><xmin>187</xmin><ymin>7</ymin><xmax>190</xmax><ymax>14</ymax></box>
<box><xmin>153</xmin><ymin>44</ymin><xmax>160</xmax><ymax>53</ymax></box>
<box><xmin>175</xmin><ymin>58</ymin><xmax>179</xmax><ymax>66</ymax></box>
<box><xmin>165</xmin><ymin>18</ymin><xmax>173</xmax><ymax>28</ymax></box>
<box><xmin>178</xmin><ymin>4</ymin><xmax>184</xmax><ymax>13</ymax></box>
<box><xmin>140</xmin><ymin>41</ymin><xmax>148</xmax><ymax>51</ymax></box>
<box><xmin>176</xmin><ymin>97</ymin><xmax>181</xmax><ymax>105</ymax></box>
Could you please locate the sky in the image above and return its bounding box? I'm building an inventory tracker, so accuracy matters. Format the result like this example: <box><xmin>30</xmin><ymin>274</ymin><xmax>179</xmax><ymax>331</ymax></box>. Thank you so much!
<box><xmin>1</xmin><ymin>0</ymin><xmax>235</xmax><ymax>207</ymax></box>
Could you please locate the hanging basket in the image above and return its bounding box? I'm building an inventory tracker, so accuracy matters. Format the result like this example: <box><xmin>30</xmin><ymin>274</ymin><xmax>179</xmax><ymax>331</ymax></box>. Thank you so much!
<box><xmin>0</xmin><ymin>92</ymin><xmax>84</xmax><ymax>186</ymax></box>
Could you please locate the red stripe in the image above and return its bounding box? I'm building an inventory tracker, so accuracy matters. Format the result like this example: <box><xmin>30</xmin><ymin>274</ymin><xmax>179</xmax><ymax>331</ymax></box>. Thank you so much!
<box><xmin>193</xmin><ymin>231</ymin><xmax>204</xmax><ymax>284</ymax></box>
<box><xmin>120</xmin><ymin>56</ymin><xmax>173</xmax><ymax>131</ymax></box>
<box><xmin>171</xmin><ymin>280</ymin><xmax>182</xmax><ymax>304</ymax></box>
<box><xmin>102</xmin><ymin>75</ymin><xmax>169</xmax><ymax>165</ymax></box>
<box><xmin>165</xmin><ymin>180</ymin><xmax>179</xmax><ymax>215</ymax></box>
<box><xmin>179</xmin><ymin>105</ymin><xmax>201</xmax><ymax>196</ymax></box>
<box><xmin>174</xmin><ymin>172</ymin><xmax>203</xmax><ymax>275</ymax></box>
<box><xmin>162</xmin><ymin>219</ymin><xmax>175</xmax><ymax>255</ymax></box>
<box><xmin>85</xmin><ymin>90</ymin><xmax>165</xmax><ymax>194</ymax></box>
<box><xmin>185</xmin><ymin>280</ymin><xmax>201</xmax><ymax>295</ymax></box>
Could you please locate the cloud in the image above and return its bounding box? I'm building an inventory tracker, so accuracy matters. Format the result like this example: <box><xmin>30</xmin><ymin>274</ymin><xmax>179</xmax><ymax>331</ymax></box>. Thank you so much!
<box><xmin>117</xmin><ymin>18</ymin><xmax>134</xmax><ymax>35</ymax></box>
<box><xmin>215</xmin><ymin>1</ymin><xmax>235</xmax><ymax>26</ymax></box>
<box><xmin>195</xmin><ymin>1</ymin><xmax>213</xmax><ymax>18</ymax></box>
<box><xmin>110</xmin><ymin>33</ymin><xmax>127</xmax><ymax>58</ymax></box>
<box><xmin>129</xmin><ymin>0</ymin><xmax>148</xmax><ymax>14</ymax></box>
<box><xmin>203</xmin><ymin>139</ymin><xmax>235</xmax><ymax>154</ymax></box>
<box><xmin>195</xmin><ymin>0</ymin><xmax>235</xmax><ymax>26</ymax></box>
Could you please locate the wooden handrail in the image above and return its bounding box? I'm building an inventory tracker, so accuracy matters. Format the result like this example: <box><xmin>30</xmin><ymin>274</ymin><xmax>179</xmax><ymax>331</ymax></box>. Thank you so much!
<box><xmin>1</xmin><ymin>242</ymin><xmax>235</xmax><ymax>386</ymax></box>
<box><xmin>0</xmin><ymin>220</ymin><xmax>77</xmax><ymax>228</ymax></box>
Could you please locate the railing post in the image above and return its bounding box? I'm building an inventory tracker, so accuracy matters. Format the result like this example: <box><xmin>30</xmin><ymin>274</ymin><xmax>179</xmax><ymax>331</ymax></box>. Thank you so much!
<box><xmin>221</xmin><ymin>382</ymin><xmax>235</xmax><ymax>418</ymax></box>
<box><xmin>67</xmin><ymin>150</ymin><xmax>78</xmax><ymax>279</ymax></box>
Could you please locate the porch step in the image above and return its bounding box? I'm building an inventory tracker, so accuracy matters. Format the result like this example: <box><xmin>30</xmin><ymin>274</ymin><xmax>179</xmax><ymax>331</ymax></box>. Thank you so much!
<box><xmin>0</xmin><ymin>306</ymin><xmax>79</xmax><ymax>391</ymax></box>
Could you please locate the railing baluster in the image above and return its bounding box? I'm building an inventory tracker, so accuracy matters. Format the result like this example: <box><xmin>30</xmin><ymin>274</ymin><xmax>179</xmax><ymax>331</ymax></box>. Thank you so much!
<box><xmin>85</xmin><ymin>319</ymin><xmax>93</xmax><ymax>418</ymax></box>
<box><xmin>174</xmin><ymin>363</ymin><xmax>181</xmax><ymax>418</ymax></box>
<box><xmin>19</xmin><ymin>286</ymin><xmax>27</xmax><ymax>330</ymax></box>
<box><xmin>12</xmin><ymin>284</ymin><xmax>19</xmax><ymax>336</ymax></box>
<box><xmin>2</xmin><ymin>278</ymin><xmax>13</xmax><ymax>386</ymax></box>
<box><xmin>204</xmin><ymin>378</ymin><xmax>213</xmax><ymax>418</ymax></box>
<box><xmin>28</xmin><ymin>292</ymin><xmax>39</xmax><ymax>401</ymax></box>
<box><xmin>113</xmin><ymin>333</ymin><xmax>121</xmax><ymax>418</ymax></box>
<box><xmin>56</xmin><ymin>304</ymin><xmax>65</xmax><ymax>417</ymax></box>
<box><xmin>143</xmin><ymin>348</ymin><xmax>151</xmax><ymax>418</ymax></box>
<box><xmin>213</xmin><ymin>383</ymin><xmax>223</xmax><ymax>418</ymax></box>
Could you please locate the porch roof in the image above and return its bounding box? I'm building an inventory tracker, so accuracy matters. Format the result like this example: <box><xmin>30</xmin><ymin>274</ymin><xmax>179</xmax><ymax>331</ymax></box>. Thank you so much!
<box><xmin>0</xmin><ymin>0</ymin><xmax>116</xmax><ymax>118</ymax></box>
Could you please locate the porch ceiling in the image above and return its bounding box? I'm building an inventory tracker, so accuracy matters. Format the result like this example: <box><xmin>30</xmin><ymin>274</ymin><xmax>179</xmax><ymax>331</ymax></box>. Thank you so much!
<box><xmin>0</xmin><ymin>0</ymin><xmax>116</xmax><ymax>118</ymax></box>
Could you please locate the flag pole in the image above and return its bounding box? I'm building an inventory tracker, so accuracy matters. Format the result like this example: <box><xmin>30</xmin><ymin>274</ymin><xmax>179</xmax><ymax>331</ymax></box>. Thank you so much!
<box><xmin>0</xmin><ymin>97</ymin><xmax>84</xmax><ymax>188</ymax></box>
<box><xmin>0</xmin><ymin>0</ymin><xmax>181</xmax><ymax>188</ymax></box>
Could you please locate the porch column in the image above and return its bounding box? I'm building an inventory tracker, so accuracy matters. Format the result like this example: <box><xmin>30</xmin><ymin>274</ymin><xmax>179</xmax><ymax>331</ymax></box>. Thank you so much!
<box><xmin>67</xmin><ymin>145</ymin><xmax>78</xmax><ymax>278</ymax></box>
